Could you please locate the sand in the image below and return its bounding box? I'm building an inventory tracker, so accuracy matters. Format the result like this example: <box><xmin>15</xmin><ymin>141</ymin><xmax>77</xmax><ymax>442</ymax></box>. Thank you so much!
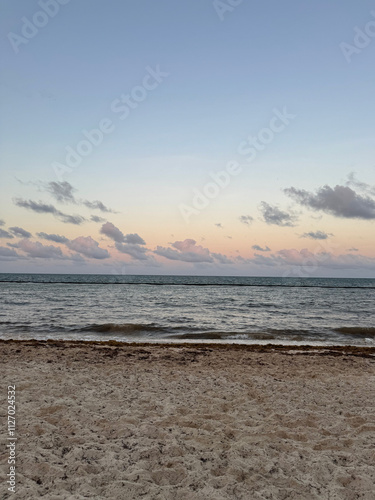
<box><xmin>1</xmin><ymin>340</ymin><xmax>375</xmax><ymax>500</ymax></box>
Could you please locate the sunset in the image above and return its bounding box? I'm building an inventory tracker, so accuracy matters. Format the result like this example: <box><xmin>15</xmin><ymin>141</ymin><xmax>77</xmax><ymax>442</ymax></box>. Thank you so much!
<box><xmin>1</xmin><ymin>1</ymin><xmax>374</xmax><ymax>498</ymax></box>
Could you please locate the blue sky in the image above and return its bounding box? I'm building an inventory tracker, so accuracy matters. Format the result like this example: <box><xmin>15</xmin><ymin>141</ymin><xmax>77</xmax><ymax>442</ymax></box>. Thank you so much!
<box><xmin>0</xmin><ymin>0</ymin><xmax>374</xmax><ymax>276</ymax></box>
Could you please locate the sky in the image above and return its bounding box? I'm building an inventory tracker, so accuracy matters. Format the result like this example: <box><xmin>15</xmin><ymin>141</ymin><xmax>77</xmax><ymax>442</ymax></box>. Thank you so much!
<box><xmin>0</xmin><ymin>0</ymin><xmax>374</xmax><ymax>277</ymax></box>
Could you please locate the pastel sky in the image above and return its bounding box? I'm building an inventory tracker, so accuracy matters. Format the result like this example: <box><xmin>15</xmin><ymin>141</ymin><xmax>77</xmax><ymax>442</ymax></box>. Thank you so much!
<box><xmin>0</xmin><ymin>0</ymin><xmax>374</xmax><ymax>277</ymax></box>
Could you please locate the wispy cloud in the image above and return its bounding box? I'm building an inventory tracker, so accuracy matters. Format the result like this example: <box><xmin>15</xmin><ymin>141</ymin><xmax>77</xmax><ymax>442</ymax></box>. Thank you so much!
<box><xmin>14</xmin><ymin>198</ymin><xmax>86</xmax><ymax>225</ymax></box>
<box><xmin>260</xmin><ymin>202</ymin><xmax>297</xmax><ymax>227</ymax></box>
<box><xmin>239</xmin><ymin>215</ymin><xmax>254</xmax><ymax>226</ymax></box>
<box><xmin>47</xmin><ymin>181</ymin><xmax>76</xmax><ymax>203</ymax></box>
<box><xmin>37</xmin><ymin>232</ymin><xmax>70</xmax><ymax>244</ymax></box>
<box><xmin>252</xmin><ymin>244</ymin><xmax>271</xmax><ymax>252</ymax></box>
<box><xmin>346</xmin><ymin>173</ymin><xmax>375</xmax><ymax>196</ymax></box>
<box><xmin>90</xmin><ymin>215</ymin><xmax>106</xmax><ymax>223</ymax></box>
<box><xmin>301</xmin><ymin>231</ymin><xmax>332</xmax><ymax>240</ymax></box>
<box><xmin>9</xmin><ymin>226</ymin><xmax>32</xmax><ymax>238</ymax></box>
<box><xmin>46</xmin><ymin>181</ymin><xmax>115</xmax><ymax>213</ymax></box>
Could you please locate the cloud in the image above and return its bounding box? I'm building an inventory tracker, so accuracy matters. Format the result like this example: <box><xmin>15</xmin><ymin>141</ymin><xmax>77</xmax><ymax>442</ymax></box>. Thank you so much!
<box><xmin>252</xmin><ymin>245</ymin><xmax>271</xmax><ymax>252</ymax></box>
<box><xmin>18</xmin><ymin>239</ymin><xmax>63</xmax><ymax>259</ymax></box>
<box><xmin>82</xmin><ymin>200</ymin><xmax>114</xmax><ymax>213</ymax></box>
<box><xmin>100</xmin><ymin>222</ymin><xmax>125</xmax><ymax>243</ymax></box>
<box><xmin>9</xmin><ymin>226</ymin><xmax>32</xmax><ymax>238</ymax></box>
<box><xmin>215</xmin><ymin>223</ymin><xmax>223</xmax><ymax>229</ymax></box>
<box><xmin>47</xmin><ymin>181</ymin><xmax>76</xmax><ymax>203</ymax></box>
<box><xmin>301</xmin><ymin>231</ymin><xmax>332</xmax><ymax>240</ymax></box>
<box><xmin>0</xmin><ymin>220</ymin><xmax>4</xmax><ymax>226</ymax></box>
<box><xmin>239</xmin><ymin>215</ymin><xmax>254</xmax><ymax>226</ymax></box>
<box><xmin>346</xmin><ymin>173</ymin><xmax>375</xmax><ymax>197</ymax></box>
<box><xmin>14</xmin><ymin>198</ymin><xmax>86</xmax><ymax>225</ymax></box>
<box><xmin>211</xmin><ymin>252</ymin><xmax>233</xmax><ymax>264</ymax></box>
<box><xmin>154</xmin><ymin>239</ymin><xmax>232</xmax><ymax>264</ymax></box>
<box><xmin>90</xmin><ymin>215</ymin><xmax>106</xmax><ymax>223</ymax></box>
<box><xmin>284</xmin><ymin>185</ymin><xmax>375</xmax><ymax>220</ymax></box>
<box><xmin>347</xmin><ymin>247</ymin><xmax>359</xmax><ymax>252</ymax></box>
<box><xmin>58</xmin><ymin>213</ymin><xmax>86</xmax><ymax>225</ymax></box>
<box><xmin>100</xmin><ymin>222</ymin><xmax>146</xmax><ymax>245</ymax></box>
<box><xmin>115</xmin><ymin>242</ymin><xmax>149</xmax><ymax>261</ymax></box>
<box><xmin>37</xmin><ymin>232</ymin><xmax>69</xmax><ymax>244</ymax></box>
<box><xmin>124</xmin><ymin>233</ymin><xmax>146</xmax><ymax>245</ymax></box>
<box><xmin>244</xmin><ymin>247</ymin><xmax>375</xmax><ymax>272</ymax></box>
<box><xmin>0</xmin><ymin>246</ymin><xmax>19</xmax><ymax>259</ymax></box>
<box><xmin>260</xmin><ymin>202</ymin><xmax>297</xmax><ymax>227</ymax></box>
<box><xmin>67</xmin><ymin>236</ymin><xmax>109</xmax><ymax>259</ymax></box>
<box><xmin>47</xmin><ymin>181</ymin><xmax>115</xmax><ymax>212</ymax></box>
<box><xmin>0</xmin><ymin>229</ymin><xmax>14</xmax><ymax>239</ymax></box>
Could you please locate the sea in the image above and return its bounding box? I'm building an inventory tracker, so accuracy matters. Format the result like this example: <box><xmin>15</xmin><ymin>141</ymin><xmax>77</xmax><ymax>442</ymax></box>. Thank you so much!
<box><xmin>0</xmin><ymin>273</ymin><xmax>374</xmax><ymax>346</ymax></box>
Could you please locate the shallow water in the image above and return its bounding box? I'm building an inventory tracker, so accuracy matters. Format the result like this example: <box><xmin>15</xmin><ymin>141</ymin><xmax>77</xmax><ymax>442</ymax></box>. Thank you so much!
<box><xmin>0</xmin><ymin>274</ymin><xmax>374</xmax><ymax>346</ymax></box>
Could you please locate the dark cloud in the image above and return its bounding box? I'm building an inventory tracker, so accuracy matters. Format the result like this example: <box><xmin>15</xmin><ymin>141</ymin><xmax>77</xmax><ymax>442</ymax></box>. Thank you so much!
<box><xmin>0</xmin><ymin>229</ymin><xmax>14</xmax><ymax>239</ymax></box>
<box><xmin>260</xmin><ymin>202</ymin><xmax>297</xmax><ymax>227</ymax></box>
<box><xmin>37</xmin><ymin>232</ymin><xmax>69</xmax><ymax>244</ymax></box>
<box><xmin>18</xmin><ymin>239</ymin><xmax>63</xmax><ymax>259</ymax></box>
<box><xmin>301</xmin><ymin>231</ymin><xmax>332</xmax><ymax>240</ymax></box>
<box><xmin>100</xmin><ymin>222</ymin><xmax>125</xmax><ymax>243</ymax></box>
<box><xmin>239</xmin><ymin>215</ymin><xmax>254</xmax><ymax>226</ymax></box>
<box><xmin>47</xmin><ymin>181</ymin><xmax>76</xmax><ymax>203</ymax></box>
<box><xmin>0</xmin><ymin>220</ymin><xmax>4</xmax><ymax>226</ymax></box>
<box><xmin>124</xmin><ymin>233</ymin><xmax>146</xmax><ymax>245</ymax></box>
<box><xmin>252</xmin><ymin>245</ymin><xmax>271</xmax><ymax>252</ymax></box>
<box><xmin>14</xmin><ymin>198</ymin><xmax>86</xmax><ymax>225</ymax></box>
<box><xmin>284</xmin><ymin>185</ymin><xmax>375</xmax><ymax>220</ymax></box>
<box><xmin>100</xmin><ymin>222</ymin><xmax>146</xmax><ymax>245</ymax></box>
<box><xmin>215</xmin><ymin>223</ymin><xmax>223</xmax><ymax>229</ymax></box>
<box><xmin>9</xmin><ymin>226</ymin><xmax>32</xmax><ymax>238</ymax></box>
<box><xmin>67</xmin><ymin>236</ymin><xmax>109</xmax><ymax>259</ymax></box>
<box><xmin>348</xmin><ymin>247</ymin><xmax>359</xmax><ymax>252</ymax></box>
<box><xmin>90</xmin><ymin>215</ymin><xmax>106</xmax><ymax>223</ymax></box>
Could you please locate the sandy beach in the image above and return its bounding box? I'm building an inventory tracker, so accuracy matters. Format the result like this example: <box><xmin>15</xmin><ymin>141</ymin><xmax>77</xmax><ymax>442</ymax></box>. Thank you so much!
<box><xmin>1</xmin><ymin>340</ymin><xmax>375</xmax><ymax>499</ymax></box>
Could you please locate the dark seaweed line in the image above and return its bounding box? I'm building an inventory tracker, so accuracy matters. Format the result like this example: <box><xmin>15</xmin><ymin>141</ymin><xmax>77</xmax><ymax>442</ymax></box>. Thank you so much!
<box><xmin>0</xmin><ymin>280</ymin><xmax>374</xmax><ymax>290</ymax></box>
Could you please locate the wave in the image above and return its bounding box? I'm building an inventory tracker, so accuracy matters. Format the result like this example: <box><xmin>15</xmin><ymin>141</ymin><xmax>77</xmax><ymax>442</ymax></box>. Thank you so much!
<box><xmin>77</xmin><ymin>323</ymin><xmax>169</xmax><ymax>335</ymax></box>
<box><xmin>334</xmin><ymin>327</ymin><xmax>375</xmax><ymax>338</ymax></box>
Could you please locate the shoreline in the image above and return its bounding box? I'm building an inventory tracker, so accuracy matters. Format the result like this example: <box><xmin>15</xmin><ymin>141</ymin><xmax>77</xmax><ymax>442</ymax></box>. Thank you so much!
<box><xmin>1</xmin><ymin>338</ymin><xmax>375</xmax><ymax>357</ymax></box>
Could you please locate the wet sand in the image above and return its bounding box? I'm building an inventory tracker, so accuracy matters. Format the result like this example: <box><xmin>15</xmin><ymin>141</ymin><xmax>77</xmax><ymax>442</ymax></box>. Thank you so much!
<box><xmin>1</xmin><ymin>340</ymin><xmax>375</xmax><ymax>499</ymax></box>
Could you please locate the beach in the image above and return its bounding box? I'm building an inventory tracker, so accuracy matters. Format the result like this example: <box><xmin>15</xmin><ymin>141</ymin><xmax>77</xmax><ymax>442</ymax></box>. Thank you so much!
<box><xmin>1</xmin><ymin>340</ymin><xmax>375</xmax><ymax>499</ymax></box>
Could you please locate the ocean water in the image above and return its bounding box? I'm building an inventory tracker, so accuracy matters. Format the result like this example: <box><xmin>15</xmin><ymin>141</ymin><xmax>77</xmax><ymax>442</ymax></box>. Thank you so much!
<box><xmin>0</xmin><ymin>273</ymin><xmax>374</xmax><ymax>346</ymax></box>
